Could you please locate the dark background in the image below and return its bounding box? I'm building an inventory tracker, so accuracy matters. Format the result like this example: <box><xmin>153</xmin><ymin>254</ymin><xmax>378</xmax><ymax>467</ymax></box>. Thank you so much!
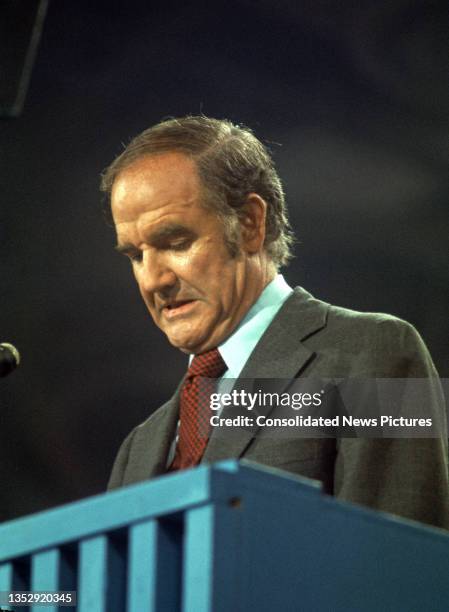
<box><xmin>1</xmin><ymin>0</ymin><xmax>448</xmax><ymax>521</ymax></box>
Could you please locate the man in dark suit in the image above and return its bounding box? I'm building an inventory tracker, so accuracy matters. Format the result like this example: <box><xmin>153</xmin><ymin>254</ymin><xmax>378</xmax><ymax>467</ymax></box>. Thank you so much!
<box><xmin>102</xmin><ymin>116</ymin><xmax>448</xmax><ymax>529</ymax></box>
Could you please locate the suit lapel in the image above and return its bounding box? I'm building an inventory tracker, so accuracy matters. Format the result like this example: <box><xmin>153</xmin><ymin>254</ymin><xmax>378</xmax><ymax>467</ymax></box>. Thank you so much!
<box><xmin>202</xmin><ymin>286</ymin><xmax>329</xmax><ymax>463</ymax></box>
<box><xmin>138</xmin><ymin>389</ymin><xmax>181</xmax><ymax>479</ymax></box>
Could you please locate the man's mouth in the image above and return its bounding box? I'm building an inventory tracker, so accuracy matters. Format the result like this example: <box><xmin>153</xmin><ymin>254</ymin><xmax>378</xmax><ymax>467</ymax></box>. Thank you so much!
<box><xmin>162</xmin><ymin>300</ymin><xmax>197</xmax><ymax>319</ymax></box>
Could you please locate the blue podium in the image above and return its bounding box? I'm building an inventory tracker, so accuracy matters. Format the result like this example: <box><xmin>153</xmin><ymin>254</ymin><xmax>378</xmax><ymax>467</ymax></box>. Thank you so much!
<box><xmin>0</xmin><ymin>460</ymin><xmax>449</xmax><ymax>611</ymax></box>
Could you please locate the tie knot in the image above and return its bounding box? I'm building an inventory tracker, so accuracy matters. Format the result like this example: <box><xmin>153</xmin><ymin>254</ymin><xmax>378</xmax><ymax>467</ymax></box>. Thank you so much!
<box><xmin>188</xmin><ymin>348</ymin><xmax>226</xmax><ymax>379</ymax></box>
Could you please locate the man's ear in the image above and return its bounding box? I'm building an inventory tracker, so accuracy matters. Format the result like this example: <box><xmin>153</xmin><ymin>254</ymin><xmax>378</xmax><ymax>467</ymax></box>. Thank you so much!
<box><xmin>239</xmin><ymin>193</ymin><xmax>267</xmax><ymax>254</ymax></box>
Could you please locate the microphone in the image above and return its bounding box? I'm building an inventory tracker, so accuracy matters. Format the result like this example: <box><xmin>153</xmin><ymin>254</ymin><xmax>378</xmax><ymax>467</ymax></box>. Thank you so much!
<box><xmin>0</xmin><ymin>343</ymin><xmax>21</xmax><ymax>378</ymax></box>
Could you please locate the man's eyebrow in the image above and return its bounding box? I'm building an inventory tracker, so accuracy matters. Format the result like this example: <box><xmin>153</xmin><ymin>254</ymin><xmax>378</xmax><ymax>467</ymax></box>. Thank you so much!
<box><xmin>114</xmin><ymin>242</ymin><xmax>136</xmax><ymax>255</ymax></box>
<box><xmin>114</xmin><ymin>224</ymin><xmax>195</xmax><ymax>254</ymax></box>
<box><xmin>146</xmin><ymin>223</ymin><xmax>194</xmax><ymax>244</ymax></box>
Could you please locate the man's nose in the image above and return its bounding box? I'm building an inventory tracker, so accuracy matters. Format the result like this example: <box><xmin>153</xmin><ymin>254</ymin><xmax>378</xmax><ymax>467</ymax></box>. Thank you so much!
<box><xmin>136</xmin><ymin>250</ymin><xmax>177</xmax><ymax>294</ymax></box>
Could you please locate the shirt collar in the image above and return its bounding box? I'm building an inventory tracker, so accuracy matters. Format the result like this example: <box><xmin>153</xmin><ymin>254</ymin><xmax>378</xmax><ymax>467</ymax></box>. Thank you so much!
<box><xmin>218</xmin><ymin>274</ymin><xmax>293</xmax><ymax>378</ymax></box>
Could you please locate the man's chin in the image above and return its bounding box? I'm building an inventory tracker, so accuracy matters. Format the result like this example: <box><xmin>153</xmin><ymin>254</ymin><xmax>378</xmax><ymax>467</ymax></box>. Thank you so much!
<box><xmin>161</xmin><ymin>317</ymin><xmax>224</xmax><ymax>354</ymax></box>
<box><xmin>166</xmin><ymin>332</ymin><xmax>206</xmax><ymax>355</ymax></box>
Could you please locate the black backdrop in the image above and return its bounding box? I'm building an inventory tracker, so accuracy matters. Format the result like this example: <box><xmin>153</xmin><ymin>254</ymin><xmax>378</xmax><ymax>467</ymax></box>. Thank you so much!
<box><xmin>1</xmin><ymin>0</ymin><xmax>448</xmax><ymax>521</ymax></box>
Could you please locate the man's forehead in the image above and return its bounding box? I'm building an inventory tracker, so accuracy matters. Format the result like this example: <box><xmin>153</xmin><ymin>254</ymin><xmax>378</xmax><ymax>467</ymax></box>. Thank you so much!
<box><xmin>111</xmin><ymin>152</ymin><xmax>202</xmax><ymax>220</ymax></box>
<box><xmin>137</xmin><ymin>221</ymin><xmax>196</xmax><ymax>244</ymax></box>
<box><xmin>115</xmin><ymin>221</ymin><xmax>195</xmax><ymax>253</ymax></box>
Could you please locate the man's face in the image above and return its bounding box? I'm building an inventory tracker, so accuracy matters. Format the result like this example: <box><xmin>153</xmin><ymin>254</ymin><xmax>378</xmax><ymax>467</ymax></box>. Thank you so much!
<box><xmin>111</xmin><ymin>152</ymin><xmax>270</xmax><ymax>354</ymax></box>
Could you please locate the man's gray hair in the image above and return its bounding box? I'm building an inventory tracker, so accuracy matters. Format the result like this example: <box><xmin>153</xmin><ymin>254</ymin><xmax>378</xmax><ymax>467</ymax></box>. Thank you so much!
<box><xmin>101</xmin><ymin>116</ymin><xmax>294</xmax><ymax>268</ymax></box>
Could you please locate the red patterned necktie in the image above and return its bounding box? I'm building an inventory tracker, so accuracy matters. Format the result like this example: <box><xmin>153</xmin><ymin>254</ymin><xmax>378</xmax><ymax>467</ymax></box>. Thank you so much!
<box><xmin>169</xmin><ymin>348</ymin><xmax>226</xmax><ymax>471</ymax></box>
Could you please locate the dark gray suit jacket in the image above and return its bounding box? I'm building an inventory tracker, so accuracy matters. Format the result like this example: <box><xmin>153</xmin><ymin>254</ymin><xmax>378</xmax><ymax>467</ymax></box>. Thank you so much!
<box><xmin>108</xmin><ymin>287</ymin><xmax>449</xmax><ymax>529</ymax></box>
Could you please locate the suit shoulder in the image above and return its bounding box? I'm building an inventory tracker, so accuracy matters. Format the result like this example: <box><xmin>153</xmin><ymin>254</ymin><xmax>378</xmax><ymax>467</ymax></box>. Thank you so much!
<box><xmin>107</xmin><ymin>398</ymin><xmax>178</xmax><ymax>490</ymax></box>
<box><xmin>113</xmin><ymin>401</ymin><xmax>170</xmax><ymax>449</ymax></box>
<box><xmin>107</xmin><ymin>426</ymin><xmax>138</xmax><ymax>490</ymax></box>
<box><xmin>327</xmin><ymin>303</ymin><xmax>413</xmax><ymax>335</ymax></box>
<box><xmin>290</xmin><ymin>286</ymin><xmax>413</xmax><ymax>339</ymax></box>
<box><xmin>313</xmin><ymin>301</ymin><xmax>435</xmax><ymax>377</ymax></box>
<box><xmin>126</xmin><ymin>398</ymin><xmax>178</xmax><ymax>447</ymax></box>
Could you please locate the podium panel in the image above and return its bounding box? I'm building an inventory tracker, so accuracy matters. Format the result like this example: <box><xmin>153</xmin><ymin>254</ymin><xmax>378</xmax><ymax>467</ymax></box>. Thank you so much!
<box><xmin>0</xmin><ymin>460</ymin><xmax>448</xmax><ymax>611</ymax></box>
